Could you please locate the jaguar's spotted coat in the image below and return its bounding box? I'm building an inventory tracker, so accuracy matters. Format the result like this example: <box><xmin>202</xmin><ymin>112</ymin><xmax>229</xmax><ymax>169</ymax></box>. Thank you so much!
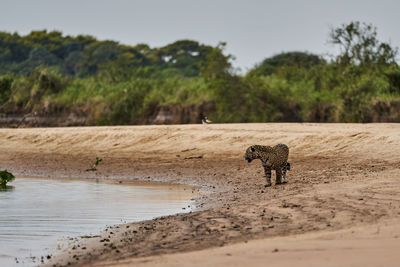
<box><xmin>244</xmin><ymin>144</ymin><xmax>290</xmax><ymax>187</ymax></box>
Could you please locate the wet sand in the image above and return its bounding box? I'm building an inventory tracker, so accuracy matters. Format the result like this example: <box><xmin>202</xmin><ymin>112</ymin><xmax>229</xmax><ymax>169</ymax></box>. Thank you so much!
<box><xmin>0</xmin><ymin>123</ymin><xmax>399</xmax><ymax>266</ymax></box>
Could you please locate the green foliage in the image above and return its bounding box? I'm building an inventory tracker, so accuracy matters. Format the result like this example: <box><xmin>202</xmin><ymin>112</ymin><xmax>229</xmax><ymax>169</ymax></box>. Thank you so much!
<box><xmin>95</xmin><ymin>157</ymin><xmax>102</xmax><ymax>167</ymax></box>
<box><xmin>0</xmin><ymin>31</ymin><xmax>214</xmax><ymax>78</ymax></box>
<box><xmin>86</xmin><ymin>157</ymin><xmax>102</xmax><ymax>171</ymax></box>
<box><xmin>159</xmin><ymin>40</ymin><xmax>213</xmax><ymax>77</ymax></box>
<box><xmin>0</xmin><ymin>22</ymin><xmax>399</xmax><ymax>124</ymax></box>
<box><xmin>0</xmin><ymin>170</ymin><xmax>15</xmax><ymax>186</ymax></box>
<box><xmin>3</xmin><ymin>67</ymin><xmax>69</xmax><ymax>113</ymax></box>
<box><xmin>249</xmin><ymin>52</ymin><xmax>324</xmax><ymax>76</ymax></box>
<box><xmin>199</xmin><ymin>42</ymin><xmax>247</xmax><ymax>122</ymax></box>
<box><xmin>329</xmin><ymin>21</ymin><xmax>398</xmax><ymax>66</ymax></box>
<box><xmin>385</xmin><ymin>65</ymin><xmax>400</xmax><ymax>94</ymax></box>
<box><xmin>0</xmin><ymin>74</ymin><xmax>13</xmax><ymax>104</ymax></box>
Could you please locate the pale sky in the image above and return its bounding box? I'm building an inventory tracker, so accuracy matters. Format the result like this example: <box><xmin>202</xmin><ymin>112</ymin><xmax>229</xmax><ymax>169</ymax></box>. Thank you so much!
<box><xmin>1</xmin><ymin>0</ymin><xmax>399</xmax><ymax>72</ymax></box>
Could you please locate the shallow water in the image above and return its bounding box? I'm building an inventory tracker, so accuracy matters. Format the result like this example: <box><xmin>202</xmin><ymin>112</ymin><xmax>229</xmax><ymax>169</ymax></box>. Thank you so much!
<box><xmin>0</xmin><ymin>178</ymin><xmax>196</xmax><ymax>267</ymax></box>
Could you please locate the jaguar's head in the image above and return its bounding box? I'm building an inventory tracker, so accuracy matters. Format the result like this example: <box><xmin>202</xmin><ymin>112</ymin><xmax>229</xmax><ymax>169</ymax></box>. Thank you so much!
<box><xmin>244</xmin><ymin>146</ymin><xmax>257</xmax><ymax>163</ymax></box>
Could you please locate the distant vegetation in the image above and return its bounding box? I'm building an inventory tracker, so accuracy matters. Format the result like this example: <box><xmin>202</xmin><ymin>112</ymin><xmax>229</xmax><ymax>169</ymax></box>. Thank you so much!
<box><xmin>0</xmin><ymin>21</ymin><xmax>399</xmax><ymax>125</ymax></box>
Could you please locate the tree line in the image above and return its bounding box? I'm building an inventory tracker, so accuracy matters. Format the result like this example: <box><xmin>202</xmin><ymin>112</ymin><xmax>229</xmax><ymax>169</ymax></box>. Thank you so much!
<box><xmin>0</xmin><ymin>21</ymin><xmax>399</xmax><ymax>125</ymax></box>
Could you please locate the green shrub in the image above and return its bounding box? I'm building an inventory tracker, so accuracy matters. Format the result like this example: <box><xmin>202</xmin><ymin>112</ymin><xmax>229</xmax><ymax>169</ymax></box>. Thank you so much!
<box><xmin>0</xmin><ymin>170</ymin><xmax>15</xmax><ymax>186</ymax></box>
<box><xmin>0</xmin><ymin>74</ymin><xmax>13</xmax><ymax>104</ymax></box>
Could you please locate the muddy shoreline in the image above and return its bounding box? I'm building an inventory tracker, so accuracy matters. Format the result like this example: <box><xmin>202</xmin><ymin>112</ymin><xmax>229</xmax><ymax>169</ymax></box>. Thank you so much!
<box><xmin>1</xmin><ymin>123</ymin><xmax>399</xmax><ymax>266</ymax></box>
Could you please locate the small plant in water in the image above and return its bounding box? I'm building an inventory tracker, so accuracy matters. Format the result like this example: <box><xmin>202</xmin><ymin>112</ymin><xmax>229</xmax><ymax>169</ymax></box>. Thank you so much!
<box><xmin>0</xmin><ymin>170</ymin><xmax>15</xmax><ymax>187</ymax></box>
<box><xmin>86</xmin><ymin>157</ymin><xmax>103</xmax><ymax>171</ymax></box>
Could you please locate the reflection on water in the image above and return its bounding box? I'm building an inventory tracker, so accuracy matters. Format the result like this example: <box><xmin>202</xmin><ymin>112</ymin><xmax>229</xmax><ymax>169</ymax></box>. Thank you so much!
<box><xmin>0</xmin><ymin>185</ymin><xmax>15</xmax><ymax>192</ymax></box>
<box><xmin>0</xmin><ymin>178</ymin><xmax>196</xmax><ymax>267</ymax></box>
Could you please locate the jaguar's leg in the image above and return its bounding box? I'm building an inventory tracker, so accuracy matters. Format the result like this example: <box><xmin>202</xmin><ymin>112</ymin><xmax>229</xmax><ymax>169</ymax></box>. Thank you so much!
<box><xmin>275</xmin><ymin>168</ymin><xmax>283</xmax><ymax>184</ymax></box>
<box><xmin>263</xmin><ymin>166</ymin><xmax>272</xmax><ymax>187</ymax></box>
<box><xmin>281</xmin><ymin>163</ymin><xmax>288</xmax><ymax>184</ymax></box>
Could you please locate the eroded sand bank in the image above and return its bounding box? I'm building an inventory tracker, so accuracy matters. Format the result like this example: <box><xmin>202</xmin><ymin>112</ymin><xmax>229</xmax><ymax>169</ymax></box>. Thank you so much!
<box><xmin>0</xmin><ymin>123</ymin><xmax>399</xmax><ymax>266</ymax></box>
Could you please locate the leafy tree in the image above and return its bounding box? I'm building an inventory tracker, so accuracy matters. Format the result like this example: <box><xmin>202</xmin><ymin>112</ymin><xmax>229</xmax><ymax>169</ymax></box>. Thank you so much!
<box><xmin>159</xmin><ymin>40</ymin><xmax>213</xmax><ymax>77</ymax></box>
<box><xmin>0</xmin><ymin>74</ymin><xmax>13</xmax><ymax>104</ymax></box>
<box><xmin>385</xmin><ymin>65</ymin><xmax>400</xmax><ymax>94</ymax></box>
<box><xmin>80</xmin><ymin>41</ymin><xmax>120</xmax><ymax>75</ymax></box>
<box><xmin>22</xmin><ymin>30</ymin><xmax>69</xmax><ymax>55</ymax></box>
<box><xmin>200</xmin><ymin>42</ymin><xmax>233</xmax><ymax>82</ymax></box>
<box><xmin>250</xmin><ymin>52</ymin><xmax>323</xmax><ymax>76</ymax></box>
<box><xmin>57</xmin><ymin>41</ymin><xmax>83</xmax><ymax>59</ymax></box>
<box><xmin>64</xmin><ymin>51</ymin><xmax>85</xmax><ymax>75</ymax></box>
<box><xmin>329</xmin><ymin>21</ymin><xmax>398</xmax><ymax>66</ymax></box>
<box><xmin>28</xmin><ymin>46</ymin><xmax>60</xmax><ymax>65</ymax></box>
<box><xmin>200</xmin><ymin>42</ymin><xmax>247</xmax><ymax>121</ymax></box>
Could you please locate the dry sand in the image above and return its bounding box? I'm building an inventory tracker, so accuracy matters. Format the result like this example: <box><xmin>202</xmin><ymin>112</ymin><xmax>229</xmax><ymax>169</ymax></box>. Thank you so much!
<box><xmin>0</xmin><ymin>123</ymin><xmax>399</xmax><ymax>266</ymax></box>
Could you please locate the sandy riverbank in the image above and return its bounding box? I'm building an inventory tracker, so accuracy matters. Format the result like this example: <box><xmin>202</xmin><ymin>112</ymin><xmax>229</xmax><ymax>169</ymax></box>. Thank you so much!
<box><xmin>0</xmin><ymin>123</ymin><xmax>399</xmax><ymax>266</ymax></box>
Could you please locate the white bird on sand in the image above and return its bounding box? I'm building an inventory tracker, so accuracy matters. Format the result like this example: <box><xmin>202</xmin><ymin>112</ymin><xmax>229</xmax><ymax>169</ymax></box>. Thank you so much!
<box><xmin>202</xmin><ymin>116</ymin><xmax>212</xmax><ymax>124</ymax></box>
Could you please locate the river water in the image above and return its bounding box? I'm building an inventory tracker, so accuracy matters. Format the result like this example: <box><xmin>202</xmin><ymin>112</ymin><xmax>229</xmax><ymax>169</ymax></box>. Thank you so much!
<box><xmin>0</xmin><ymin>177</ymin><xmax>196</xmax><ymax>266</ymax></box>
